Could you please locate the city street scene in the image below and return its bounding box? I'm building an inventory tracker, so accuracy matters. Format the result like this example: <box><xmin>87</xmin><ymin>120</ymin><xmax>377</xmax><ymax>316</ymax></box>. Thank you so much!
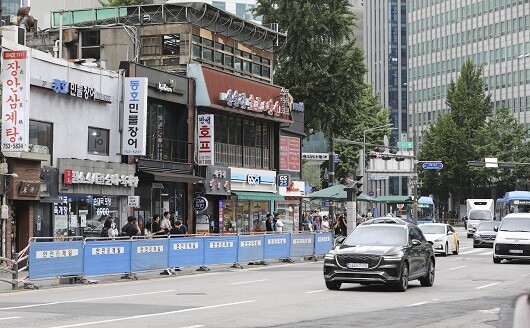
<box><xmin>0</xmin><ymin>0</ymin><xmax>529</xmax><ymax>327</ymax></box>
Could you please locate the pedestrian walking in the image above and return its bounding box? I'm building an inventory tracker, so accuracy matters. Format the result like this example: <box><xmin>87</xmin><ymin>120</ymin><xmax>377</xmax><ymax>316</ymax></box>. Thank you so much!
<box><xmin>265</xmin><ymin>213</ymin><xmax>274</xmax><ymax>232</ymax></box>
<box><xmin>274</xmin><ymin>214</ymin><xmax>284</xmax><ymax>233</ymax></box>
<box><xmin>121</xmin><ymin>216</ymin><xmax>140</xmax><ymax>237</ymax></box>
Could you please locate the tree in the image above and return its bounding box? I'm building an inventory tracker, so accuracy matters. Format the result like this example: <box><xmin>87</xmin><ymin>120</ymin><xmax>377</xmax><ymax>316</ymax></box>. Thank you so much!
<box><xmin>98</xmin><ymin>0</ymin><xmax>148</xmax><ymax>7</ymax></box>
<box><xmin>301</xmin><ymin>161</ymin><xmax>322</xmax><ymax>191</ymax></box>
<box><xmin>254</xmin><ymin>0</ymin><xmax>388</xmax><ymax>180</ymax></box>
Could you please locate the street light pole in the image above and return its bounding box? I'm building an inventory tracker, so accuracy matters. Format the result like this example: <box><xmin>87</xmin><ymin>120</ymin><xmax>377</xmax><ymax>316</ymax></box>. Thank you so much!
<box><xmin>405</xmin><ymin>82</ymin><xmax>419</xmax><ymax>224</ymax></box>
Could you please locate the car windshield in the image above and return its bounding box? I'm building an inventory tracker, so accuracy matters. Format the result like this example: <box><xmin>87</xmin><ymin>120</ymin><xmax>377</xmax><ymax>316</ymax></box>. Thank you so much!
<box><xmin>500</xmin><ymin>217</ymin><xmax>530</xmax><ymax>232</ymax></box>
<box><xmin>344</xmin><ymin>225</ymin><xmax>407</xmax><ymax>246</ymax></box>
<box><xmin>477</xmin><ymin>221</ymin><xmax>500</xmax><ymax>231</ymax></box>
<box><xmin>469</xmin><ymin>210</ymin><xmax>491</xmax><ymax>220</ymax></box>
<box><xmin>419</xmin><ymin>225</ymin><xmax>445</xmax><ymax>234</ymax></box>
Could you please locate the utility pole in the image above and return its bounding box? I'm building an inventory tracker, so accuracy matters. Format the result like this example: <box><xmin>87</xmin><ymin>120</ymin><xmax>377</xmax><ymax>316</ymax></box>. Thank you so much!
<box><xmin>328</xmin><ymin>133</ymin><xmax>335</xmax><ymax>227</ymax></box>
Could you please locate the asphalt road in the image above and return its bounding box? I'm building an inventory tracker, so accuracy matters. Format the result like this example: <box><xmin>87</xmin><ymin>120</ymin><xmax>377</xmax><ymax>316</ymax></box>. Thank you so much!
<box><xmin>0</xmin><ymin>227</ymin><xmax>528</xmax><ymax>328</ymax></box>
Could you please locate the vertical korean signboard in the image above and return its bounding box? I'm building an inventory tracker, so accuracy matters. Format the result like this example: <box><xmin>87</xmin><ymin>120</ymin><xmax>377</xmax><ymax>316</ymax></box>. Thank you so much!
<box><xmin>197</xmin><ymin>114</ymin><xmax>214</xmax><ymax>166</ymax></box>
<box><xmin>279</xmin><ymin>136</ymin><xmax>300</xmax><ymax>172</ymax></box>
<box><xmin>2</xmin><ymin>50</ymin><xmax>30</xmax><ymax>153</ymax></box>
<box><xmin>122</xmin><ymin>77</ymin><xmax>148</xmax><ymax>155</ymax></box>
<box><xmin>279</xmin><ymin>136</ymin><xmax>289</xmax><ymax>170</ymax></box>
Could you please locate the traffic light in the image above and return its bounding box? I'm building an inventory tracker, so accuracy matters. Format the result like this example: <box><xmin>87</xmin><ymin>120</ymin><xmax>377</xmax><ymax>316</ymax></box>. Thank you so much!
<box><xmin>344</xmin><ymin>176</ymin><xmax>363</xmax><ymax>199</ymax></box>
<box><xmin>373</xmin><ymin>146</ymin><xmax>385</xmax><ymax>153</ymax></box>
<box><xmin>366</xmin><ymin>152</ymin><xmax>377</xmax><ymax>159</ymax></box>
<box><xmin>395</xmin><ymin>156</ymin><xmax>405</xmax><ymax>162</ymax></box>
<box><xmin>389</xmin><ymin>147</ymin><xmax>398</xmax><ymax>154</ymax></box>
<box><xmin>381</xmin><ymin>154</ymin><xmax>392</xmax><ymax>161</ymax></box>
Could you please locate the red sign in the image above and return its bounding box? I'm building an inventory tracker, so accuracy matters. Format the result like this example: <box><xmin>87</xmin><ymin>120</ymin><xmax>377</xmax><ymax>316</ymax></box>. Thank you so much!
<box><xmin>63</xmin><ymin>169</ymin><xmax>73</xmax><ymax>184</ymax></box>
<box><xmin>279</xmin><ymin>136</ymin><xmax>289</xmax><ymax>170</ymax></box>
<box><xmin>288</xmin><ymin>137</ymin><xmax>301</xmax><ymax>172</ymax></box>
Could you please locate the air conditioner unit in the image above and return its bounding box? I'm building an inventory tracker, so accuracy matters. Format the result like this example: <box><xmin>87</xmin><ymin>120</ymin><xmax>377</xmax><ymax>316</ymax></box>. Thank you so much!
<box><xmin>29</xmin><ymin>144</ymin><xmax>50</xmax><ymax>154</ymax></box>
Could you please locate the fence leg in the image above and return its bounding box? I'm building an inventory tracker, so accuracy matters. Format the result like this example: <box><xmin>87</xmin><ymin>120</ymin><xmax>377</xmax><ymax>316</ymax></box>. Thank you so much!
<box><xmin>230</xmin><ymin>262</ymin><xmax>243</xmax><ymax>269</ymax></box>
<box><xmin>12</xmin><ymin>252</ymin><xmax>18</xmax><ymax>290</ymax></box>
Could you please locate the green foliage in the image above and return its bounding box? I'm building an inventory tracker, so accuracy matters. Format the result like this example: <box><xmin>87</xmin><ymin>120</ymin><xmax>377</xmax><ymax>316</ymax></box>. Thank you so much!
<box><xmin>301</xmin><ymin>162</ymin><xmax>322</xmax><ymax>191</ymax></box>
<box><xmin>255</xmin><ymin>0</ymin><xmax>388</xmax><ymax>180</ymax></box>
<box><xmin>420</xmin><ymin>60</ymin><xmax>530</xmax><ymax>202</ymax></box>
<box><xmin>98</xmin><ymin>0</ymin><xmax>148</xmax><ymax>7</ymax></box>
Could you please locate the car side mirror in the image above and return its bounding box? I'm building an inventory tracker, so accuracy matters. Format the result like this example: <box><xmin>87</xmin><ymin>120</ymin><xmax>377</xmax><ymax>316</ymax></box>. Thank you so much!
<box><xmin>494</xmin><ymin>227</ymin><xmax>499</xmax><ymax>232</ymax></box>
<box><xmin>447</xmin><ymin>231</ymin><xmax>454</xmax><ymax>235</ymax></box>
<box><xmin>411</xmin><ymin>239</ymin><xmax>421</xmax><ymax>246</ymax></box>
<box><xmin>334</xmin><ymin>236</ymin><xmax>346</xmax><ymax>246</ymax></box>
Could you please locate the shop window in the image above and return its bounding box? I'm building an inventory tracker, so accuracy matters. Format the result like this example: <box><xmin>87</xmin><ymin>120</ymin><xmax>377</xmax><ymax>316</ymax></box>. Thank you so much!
<box><xmin>81</xmin><ymin>30</ymin><xmax>100</xmax><ymax>60</ymax></box>
<box><xmin>88</xmin><ymin>127</ymin><xmax>109</xmax><ymax>156</ymax></box>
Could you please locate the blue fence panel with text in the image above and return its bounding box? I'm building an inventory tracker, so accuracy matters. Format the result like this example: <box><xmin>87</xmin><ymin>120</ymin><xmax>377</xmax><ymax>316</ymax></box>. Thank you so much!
<box><xmin>263</xmin><ymin>234</ymin><xmax>290</xmax><ymax>260</ymax></box>
<box><xmin>29</xmin><ymin>241</ymin><xmax>84</xmax><ymax>280</ymax></box>
<box><xmin>204</xmin><ymin>236</ymin><xmax>238</xmax><ymax>265</ymax></box>
<box><xmin>168</xmin><ymin>237</ymin><xmax>205</xmax><ymax>268</ymax></box>
<box><xmin>237</xmin><ymin>235</ymin><xmax>265</xmax><ymax>262</ymax></box>
<box><xmin>313</xmin><ymin>232</ymin><xmax>333</xmax><ymax>255</ymax></box>
<box><xmin>130</xmin><ymin>239</ymin><xmax>169</xmax><ymax>272</ymax></box>
<box><xmin>83</xmin><ymin>240</ymin><xmax>132</xmax><ymax>276</ymax></box>
<box><xmin>290</xmin><ymin>233</ymin><xmax>315</xmax><ymax>257</ymax></box>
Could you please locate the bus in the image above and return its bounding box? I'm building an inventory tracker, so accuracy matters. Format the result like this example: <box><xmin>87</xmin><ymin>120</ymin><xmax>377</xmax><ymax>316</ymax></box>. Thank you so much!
<box><xmin>417</xmin><ymin>196</ymin><xmax>435</xmax><ymax>224</ymax></box>
<box><xmin>495</xmin><ymin>191</ymin><xmax>530</xmax><ymax>219</ymax></box>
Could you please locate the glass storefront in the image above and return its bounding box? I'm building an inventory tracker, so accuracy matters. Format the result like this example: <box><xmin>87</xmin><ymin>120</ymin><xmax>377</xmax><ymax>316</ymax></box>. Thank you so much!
<box><xmin>54</xmin><ymin>194</ymin><xmax>122</xmax><ymax>238</ymax></box>
<box><xmin>276</xmin><ymin>200</ymin><xmax>300</xmax><ymax>232</ymax></box>
<box><xmin>222</xmin><ymin>199</ymin><xmax>270</xmax><ymax>233</ymax></box>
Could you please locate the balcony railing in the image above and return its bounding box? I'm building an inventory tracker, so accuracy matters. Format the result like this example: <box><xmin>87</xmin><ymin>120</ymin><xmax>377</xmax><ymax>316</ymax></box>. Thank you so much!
<box><xmin>144</xmin><ymin>136</ymin><xmax>191</xmax><ymax>164</ymax></box>
<box><xmin>214</xmin><ymin>142</ymin><xmax>270</xmax><ymax>169</ymax></box>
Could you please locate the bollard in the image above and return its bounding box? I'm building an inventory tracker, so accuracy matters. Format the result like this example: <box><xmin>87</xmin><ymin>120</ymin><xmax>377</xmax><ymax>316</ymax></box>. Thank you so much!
<box><xmin>11</xmin><ymin>252</ymin><xmax>18</xmax><ymax>290</ymax></box>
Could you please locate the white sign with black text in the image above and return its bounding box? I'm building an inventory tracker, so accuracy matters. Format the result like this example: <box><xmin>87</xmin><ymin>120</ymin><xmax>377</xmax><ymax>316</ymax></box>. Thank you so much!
<box><xmin>122</xmin><ymin>77</ymin><xmax>148</xmax><ymax>155</ymax></box>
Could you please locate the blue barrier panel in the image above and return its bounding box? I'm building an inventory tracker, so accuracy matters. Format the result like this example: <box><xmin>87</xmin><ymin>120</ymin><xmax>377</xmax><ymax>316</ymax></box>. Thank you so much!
<box><xmin>237</xmin><ymin>235</ymin><xmax>265</xmax><ymax>262</ymax></box>
<box><xmin>130</xmin><ymin>238</ymin><xmax>169</xmax><ymax>272</ymax></box>
<box><xmin>204</xmin><ymin>236</ymin><xmax>238</xmax><ymax>265</ymax></box>
<box><xmin>290</xmin><ymin>233</ymin><xmax>315</xmax><ymax>257</ymax></box>
<box><xmin>314</xmin><ymin>232</ymin><xmax>333</xmax><ymax>255</ymax></box>
<box><xmin>84</xmin><ymin>240</ymin><xmax>131</xmax><ymax>276</ymax></box>
<box><xmin>29</xmin><ymin>241</ymin><xmax>84</xmax><ymax>280</ymax></box>
<box><xmin>168</xmin><ymin>237</ymin><xmax>205</xmax><ymax>268</ymax></box>
<box><xmin>263</xmin><ymin>234</ymin><xmax>290</xmax><ymax>260</ymax></box>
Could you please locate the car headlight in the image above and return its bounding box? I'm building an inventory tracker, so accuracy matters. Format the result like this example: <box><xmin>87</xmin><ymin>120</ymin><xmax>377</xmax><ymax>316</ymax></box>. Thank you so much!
<box><xmin>383</xmin><ymin>250</ymin><xmax>404</xmax><ymax>261</ymax></box>
<box><xmin>324</xmin><ymin>253</ymin><xmax>336</xmax><ymax>260</ymax></box>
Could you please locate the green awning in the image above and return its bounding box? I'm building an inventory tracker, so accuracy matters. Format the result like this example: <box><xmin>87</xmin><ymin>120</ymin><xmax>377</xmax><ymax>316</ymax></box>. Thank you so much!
<box><xmin>233</xmin><ymin>191</ymin><xmax>285</xmax><ymax>201</ymax></box>
<box><xmin>305</xmin><ymin>184</ymin><xmax>376</xmax><ymax>202</ymax></box>
<box><xmin>375</xmin><ymin>195</ymin><xmax>411</xmax><ymax>203</ymax></box>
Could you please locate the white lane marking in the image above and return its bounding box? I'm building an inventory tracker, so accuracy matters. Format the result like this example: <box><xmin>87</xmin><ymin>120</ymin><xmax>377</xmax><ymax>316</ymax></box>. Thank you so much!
<box><xmin>406</xmin><ymin>299</ymin><xmax>439</xmax><ymax>307</ymax></box>
<box><xmin>179</xmin><ymin>326</ymin><xmax>205</xmax><ymax>328</ymax></box>
<box><xmin>479</xmin><ymin>308</ymin><xmax>500</xmax><ymax>314</ymax></box>
<box><xmin>0</xmin><ymin>317</ymin><xmax>21</xmax><ymax>321</ymax></box>
<box><xmin>0</xmin><ymin>290</ymin><xmax>175</xmax><ymax>311</ymax></box>
<box><xmin>230</xmin><ymin>279</ymin><xmax>268</xmax><ymax>285</ymax></box>
<box><xmin>476</xmin><ymin>283</ymin><xmax>499</xmax><ymax>289</ymax></box>
<box><xmin>459</xmin><ymin>249</ymin><xmax>483</xmax><ymax>255</ymax></box>
<box><xmin>49</xmin><ymin>300</ymin><xmax>256</xmax><ymax>328</ymax></box>
<box><xmin>448</xmin><ymin>265</ymin><xmax>466</xmax><ymax>271</ymax></box>
<box><xmin>305</xmin><ymin>290</ymin><xmax>326</xmax><ymax>294</ymax></box>
<box><xmin>521</xmin><ymin>273</ymin><xmax>530</xmax><ymax>277</ymax></box>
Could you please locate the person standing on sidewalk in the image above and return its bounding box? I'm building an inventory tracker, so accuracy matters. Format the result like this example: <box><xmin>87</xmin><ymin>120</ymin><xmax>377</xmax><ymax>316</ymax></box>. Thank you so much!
<box><xmin>265</xmin><ymin>213</ymin><xmax>274</xmax><ymax>232</ymax></box>
<box><xmin>160</xmin><ymin>211</ymin><xmax>171</xmax><ymax>234</ymax></box>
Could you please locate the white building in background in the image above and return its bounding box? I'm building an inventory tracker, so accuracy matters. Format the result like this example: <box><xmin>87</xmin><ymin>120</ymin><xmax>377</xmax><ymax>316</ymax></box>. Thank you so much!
<box><xmin>167</xmin><ymin>0</ymin><xmax>261</xmax><ymax>23</ymax></box>
<box><xmin>408</xmin><ymin>1</ymin><xmax>530</xmax><ymax>134</ymax></box>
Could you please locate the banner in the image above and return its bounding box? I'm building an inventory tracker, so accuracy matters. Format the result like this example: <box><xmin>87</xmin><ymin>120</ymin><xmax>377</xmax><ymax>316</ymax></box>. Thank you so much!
<box><xmin>2</xmin><ymin>50</ymin><xmax>30</xmax><ymax>153</ymax></box>
<box><xmin>122</xmin><ymin>77</ymin><xmax>148</xmax><ymax>155</ymax></box>
<box><xmin>197</xmin><ymin>114</ymin><xmax>214</xmax><ymax>166</ymax></box>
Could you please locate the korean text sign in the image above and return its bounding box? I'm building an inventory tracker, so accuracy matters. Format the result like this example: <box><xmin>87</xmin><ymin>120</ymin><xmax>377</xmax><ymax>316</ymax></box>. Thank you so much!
<box><xmin>2</xmin><ymin>50</ymin><xmax>30</xmax><ymax>153</ymax></box>
<box><xmin>197</xmin><ymin>114</ymin><xmax>214</xmax><ymax>166</ymax></box>
<box><xmin>122</xmin><ymin>77</ymin><xmax>148</xmax><ymax>155</ymax></box>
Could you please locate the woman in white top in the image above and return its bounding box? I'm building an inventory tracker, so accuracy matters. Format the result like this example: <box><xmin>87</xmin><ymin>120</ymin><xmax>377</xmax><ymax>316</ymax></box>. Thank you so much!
<box><xmin>275</xmin><ymin>216</ymin><xmax>284</xmax><ymax>233</ymax></box>
<box><xmin>320</xmin><ymin>215</ymin><xmax>330</xmax><ymax>232</ymax></box>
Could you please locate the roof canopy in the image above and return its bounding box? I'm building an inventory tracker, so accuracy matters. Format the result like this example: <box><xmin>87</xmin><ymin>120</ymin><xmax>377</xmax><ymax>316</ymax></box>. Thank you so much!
<box><xmin>305</xmin><ymin>184</ymin><xmax>376</xmax><ymax>202</ymax></box>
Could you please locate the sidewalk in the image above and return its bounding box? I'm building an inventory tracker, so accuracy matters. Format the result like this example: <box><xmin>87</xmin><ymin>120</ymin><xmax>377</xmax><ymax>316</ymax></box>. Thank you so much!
<box><xmin>0</xmin><ymin>258</ymin><xmax>312</xmax><ymax>293</ymax></box>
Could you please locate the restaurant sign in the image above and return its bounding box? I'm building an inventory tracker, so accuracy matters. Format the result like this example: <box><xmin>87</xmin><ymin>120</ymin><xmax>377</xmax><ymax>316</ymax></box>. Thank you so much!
<box><xmin>220</xmin><ymin>87</ymin><xmax>291</xmax><ymax>117</ymax></box>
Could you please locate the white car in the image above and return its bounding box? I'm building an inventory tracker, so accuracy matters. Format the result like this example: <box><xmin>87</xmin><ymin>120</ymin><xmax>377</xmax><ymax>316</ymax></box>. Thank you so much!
<box><xmin>493</xmin><ymin>213</ymin><xmax>530</xmax><ymax>264</ymax></box>
<box><xmin>418</xmin><ymin>223</ymin><xmax>460</xmax><ymax>256</ymax></box>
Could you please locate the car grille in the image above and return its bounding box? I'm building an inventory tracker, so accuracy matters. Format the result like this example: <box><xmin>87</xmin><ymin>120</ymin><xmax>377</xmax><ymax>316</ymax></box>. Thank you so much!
<box><xmin>496</xmin><ymin>243</ymin><xmax>530</xmax><ymax>256</ymax></box>
<box><xmin>336</xmin><ymin>254</ymin><xmax>381</xmax><ymax>269</ymax></box>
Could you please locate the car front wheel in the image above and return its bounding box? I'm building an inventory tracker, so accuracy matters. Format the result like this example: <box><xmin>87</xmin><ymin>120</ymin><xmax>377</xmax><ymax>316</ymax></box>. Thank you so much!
<box><xmin>325</xmin><ymin>281</ymin><xmax>341</xmax><ymax>290</ymax></box>
<box><xmin>419</xmin><ymin>258</ymin><xmax>435</xmax><ymax>287</ymax></box>
<box><xmin>393</xmin><ymin>262</ymin><xmax>409</xmax><ymax>292</ymax></box>
<box><xmin>493</xmin><ymin>256</ymin><xmax>501</xmax><ymax>264</ymax></box>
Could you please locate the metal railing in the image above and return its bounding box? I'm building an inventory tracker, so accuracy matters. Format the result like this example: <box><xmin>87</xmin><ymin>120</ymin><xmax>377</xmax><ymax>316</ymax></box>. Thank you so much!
<box><xmin>214</xmin><ymin>142</ymin><xmax>270</xmax><ymax>169</ymax></box>
<box><xmin>0</xmin><ymin>244</ymin><xmax>30</xmax><ymax>290</ymax></box>
<box><xmin>144</xmin><ymin>136</ymin><xmax>191</xmax><ymax>163</ymax></box>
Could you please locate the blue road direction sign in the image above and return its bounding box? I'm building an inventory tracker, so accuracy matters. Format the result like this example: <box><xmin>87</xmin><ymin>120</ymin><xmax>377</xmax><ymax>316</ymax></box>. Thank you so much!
<box><xmin>422</xmin><ymin>162</ymin><xmax>443</xmax><ymax>170</ymax></box>
<box><xmin>333</xmin><ymin>154</ymin><xmax>339</xmax><ymax>163</ymax></box>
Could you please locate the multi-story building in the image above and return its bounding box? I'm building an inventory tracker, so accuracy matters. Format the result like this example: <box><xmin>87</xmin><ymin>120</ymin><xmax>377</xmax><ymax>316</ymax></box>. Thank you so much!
<box><xmin>168</xmin><ymin>0</ymin><xmax>262</xmax><ymax>23</ymax></box>
<box><xmin>1</xmin><ymin>0</ymin><xmax>28</xmax><ymax>16</ymax></box>
<box><xmin>25</xmin><ymin>3</ymin><xmax>303</xmax><ymax>233</ymax></box>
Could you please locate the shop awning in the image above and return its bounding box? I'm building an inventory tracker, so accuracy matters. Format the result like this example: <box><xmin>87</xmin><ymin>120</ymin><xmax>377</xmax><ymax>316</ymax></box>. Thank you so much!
<box><xmin>375</xmin><ymin>195</ymin><xmax>412</xmax><ymax>203</ymax></box>
<box><xmin>232</xmin><ymin>191</ymin><xmax>284</xmax><ymax>201</ymax></box>
<box><xmin>142</xmin><ymin>170</ymin><xmax>204</xmax><ymax>184</ymax></box>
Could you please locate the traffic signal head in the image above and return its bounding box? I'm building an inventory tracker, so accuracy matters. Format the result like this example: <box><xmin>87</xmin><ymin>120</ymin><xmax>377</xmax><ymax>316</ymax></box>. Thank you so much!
<box><xmin>389</xmin><ymin>147</ymin><xmax>398</xmax><ymax>154</ymax></box>
<box><xmin>395</xmin><ymin>156</ymin><xmax>405</xmax><ymax>162</ymax></box>
<box><xmin>381</xmin><ymin>154</ymin><xmax>392</xmax><ymax>161</ymax></box>
<box><xmin>366</xmin><ymin>153</ymin><xmax>377</xmax><ymax>159</ymax></box>
<box><xmin>373</xmin><ymin>146</ymin><xmax>385</xmax><ymax>153</ymax></box>
<box><xmin>356</xmin><ymin>190</ymin><xmax>363</xmax><ymax>197</ymax></box>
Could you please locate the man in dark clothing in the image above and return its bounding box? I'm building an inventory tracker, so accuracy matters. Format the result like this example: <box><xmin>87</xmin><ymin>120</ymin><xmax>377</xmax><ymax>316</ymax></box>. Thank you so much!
<box><xmin>169</xmin><ymin>220</ymin><xmax>185</xmax><ymax>235</ymax></box>
<box><xmin>265</xmin><ymin>213</ymin><xmax>274</xmax><ymax>232</ymax></box>
<box><xmin>122</xmin><ymin>216</ymin><xmax>140</xmax><ymax>237</ymax></box>
<box><xmin>151</xmin><ymin>214</ymin><xmax>163</xmax><ymax>235</ymax></box>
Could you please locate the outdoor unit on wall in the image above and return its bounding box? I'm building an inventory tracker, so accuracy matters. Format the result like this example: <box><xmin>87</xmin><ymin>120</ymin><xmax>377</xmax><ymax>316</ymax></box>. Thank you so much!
<box><xmin>29</xmin><ymin>144</ymin><xmax>50</xmax><ymax>154</ymax></box>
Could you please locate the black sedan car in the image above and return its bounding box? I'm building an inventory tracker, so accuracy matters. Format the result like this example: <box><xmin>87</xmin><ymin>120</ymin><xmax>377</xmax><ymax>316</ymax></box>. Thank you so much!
<box><xmin>473</xmin><ymin>220</ymin><xmax>501</xmax><ymax>248</ymax></box>
<box><xmin>323</xmin><ymin>218</ymin><xmax>435</xmax><ymax>292</ymax></box>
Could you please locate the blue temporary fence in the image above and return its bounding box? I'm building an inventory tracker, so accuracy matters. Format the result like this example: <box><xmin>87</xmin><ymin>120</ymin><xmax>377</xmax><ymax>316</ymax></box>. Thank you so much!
<box><xmin>28</xmin><ymin>232</ymin><xmax>333</xmax><ymax>280</ymax></box>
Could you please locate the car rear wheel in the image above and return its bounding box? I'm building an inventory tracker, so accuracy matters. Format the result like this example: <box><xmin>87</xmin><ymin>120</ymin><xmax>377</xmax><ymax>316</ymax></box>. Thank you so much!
<box><xmin>467</xmin><ymin>234</ymin><xmax>472</xmax><ymax>238</ymax></box>
<box><xmin>419</xmin><ymin>258</ymin><xmax>435</xmax><ymax>287</ymax></box>
<box><xmin>393</xmin><ymin>263</ymin><xmax>409</xmax><ymax>292</ymax></box>
<box><xmin>325</xmin><ymin>281</ymin><xmax>341</xmax><ymax>290</ymax></box>
<box><xmin>493</xmin><ymin>256</ymin><xmax>501</xmax><ymax>264</ymax></box>
<box><xmin>452</xmin><ymin>242</ymin><xmax>459</xmax><ymax>255</ymax></box>
<box><xmin>441</xmin><ymin>243</ymin><xmax>448</xmax><ymax>256</ymax></box>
